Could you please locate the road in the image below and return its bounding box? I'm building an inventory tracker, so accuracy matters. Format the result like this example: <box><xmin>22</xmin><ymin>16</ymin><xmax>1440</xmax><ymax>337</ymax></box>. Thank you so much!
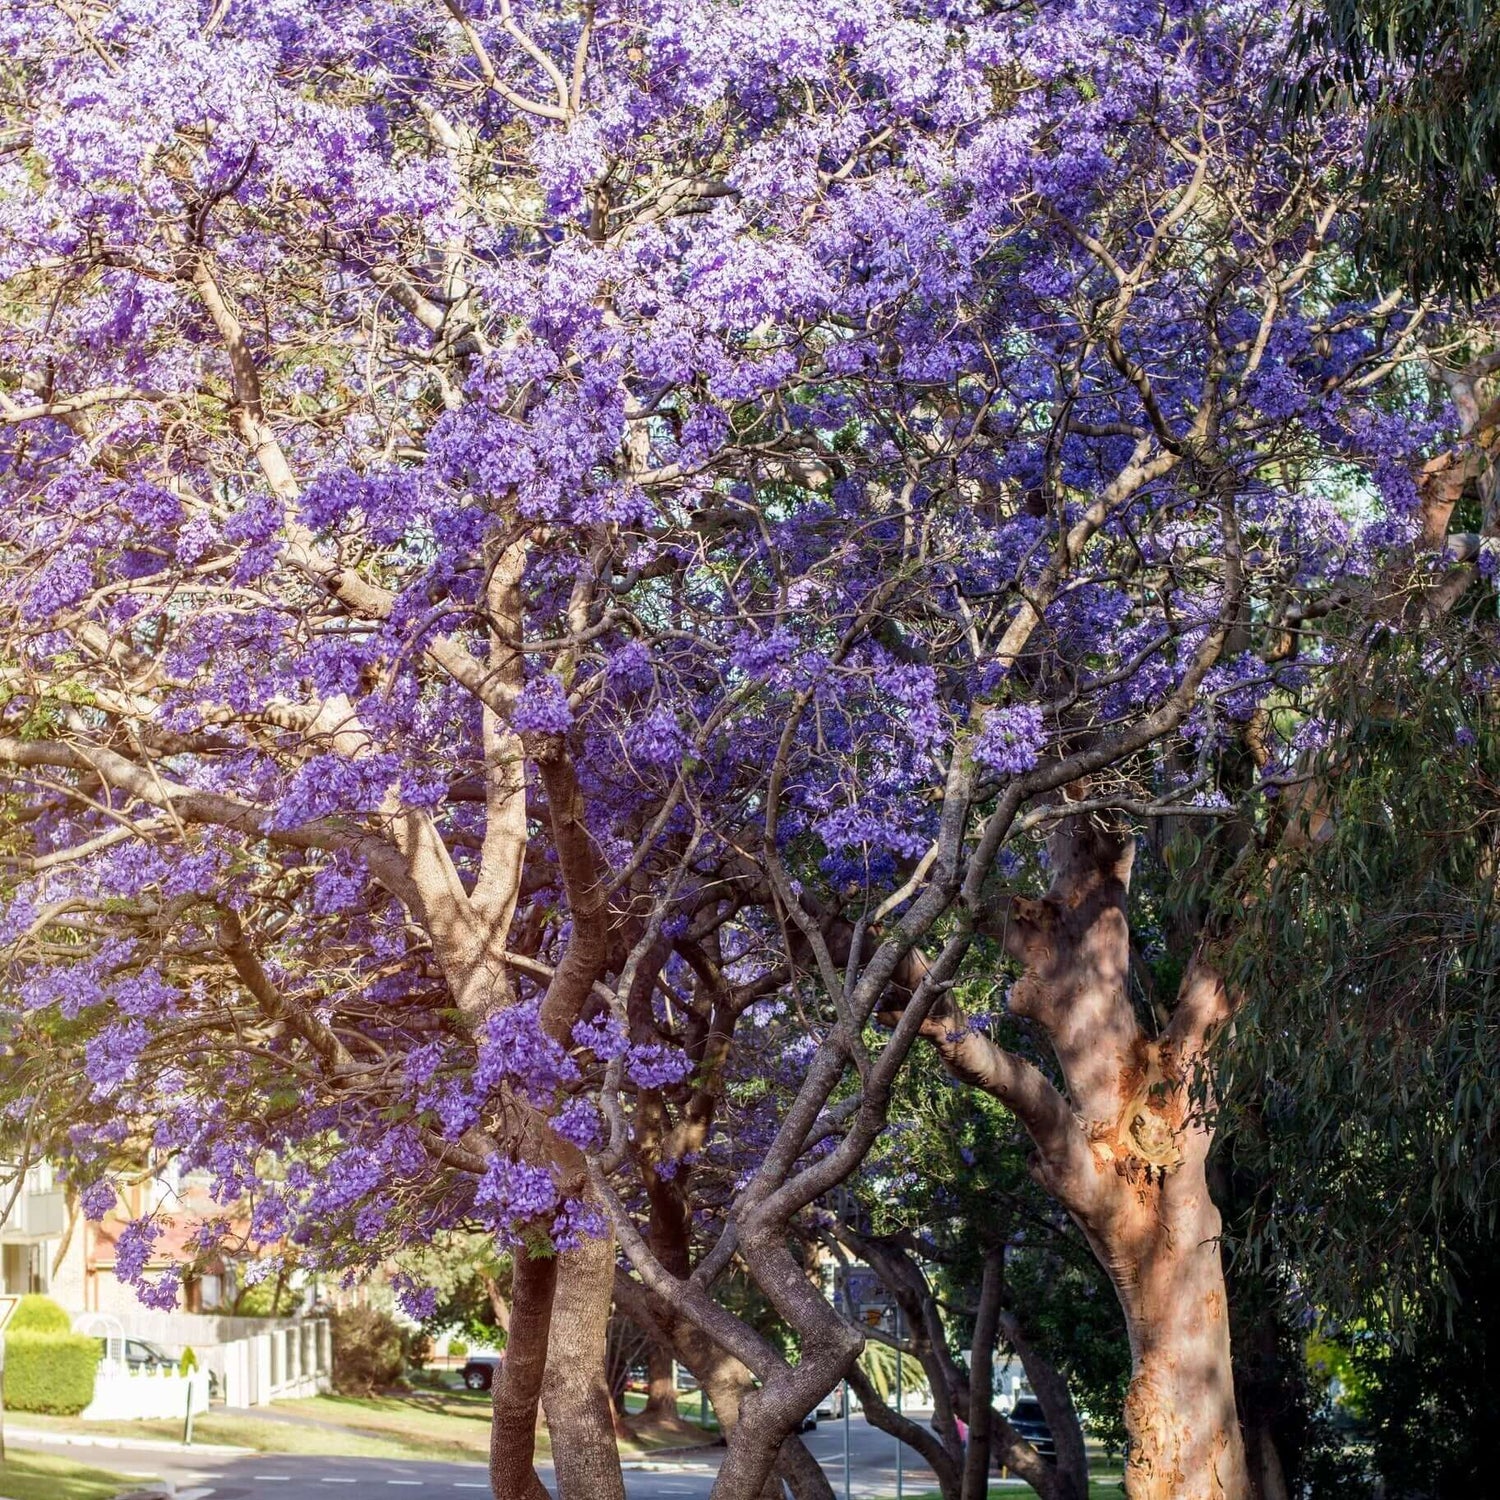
<box><xmin>9</xmin><ymin>1409</ymin><xmax>1041</xmax><ymax>1499</ymax></box>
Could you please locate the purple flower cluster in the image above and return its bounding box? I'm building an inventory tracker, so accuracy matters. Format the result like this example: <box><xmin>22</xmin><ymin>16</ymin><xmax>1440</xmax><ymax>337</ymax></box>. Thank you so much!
<box><xmin>972</xmin><ymin>705</ymin><xmax>1046</xmax><ymax>776</ymax></box>
<box><xmin>511</xmin><ymin>675</ymin><xmax>573</xmax><ymax>735</ymax></box>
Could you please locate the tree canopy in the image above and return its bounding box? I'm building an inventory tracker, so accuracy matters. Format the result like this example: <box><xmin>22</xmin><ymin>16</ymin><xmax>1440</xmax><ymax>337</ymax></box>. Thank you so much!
<box><xmin>0</xmin><ymin>0</ymin><xmax>1492</xmax><ymax>1495</ymax></box>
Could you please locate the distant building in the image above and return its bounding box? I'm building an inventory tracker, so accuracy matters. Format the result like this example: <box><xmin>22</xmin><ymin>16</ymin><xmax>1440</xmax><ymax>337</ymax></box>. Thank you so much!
<box><xmin>2</xmin><ymin>1159</ymin><xmax>271</xmax><ymax>1318</ymax></box>
<box><xmin>0</xmin><ymin>1161</ymin><xmax>67</xmax><ymax>1296</ymax></box>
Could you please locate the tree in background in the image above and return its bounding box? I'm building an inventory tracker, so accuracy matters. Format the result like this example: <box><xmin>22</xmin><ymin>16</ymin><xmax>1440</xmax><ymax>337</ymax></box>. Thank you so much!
<box><xmin>827</xmin><ymin>1055</ymin><xmax>1128</xmax><ymax>1500</ymax></box>
<box><xmin>1288</xmin><ymin>0</ymin><xmax>1500</xmax><ymax>297</ymax></box>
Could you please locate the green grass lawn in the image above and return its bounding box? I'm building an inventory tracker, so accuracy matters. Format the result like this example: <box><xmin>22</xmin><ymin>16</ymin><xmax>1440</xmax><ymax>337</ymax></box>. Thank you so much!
<box><xmin>285</xmin><ymin>1387</ymin><xmax>714</xmax><ymax>1455</ymax></box>
<box><xmin>13</xmin><ymin>1406</ymin><xmax>484</xmax><ymax>1465</ymax></box>
<box><xmin>0</xmin><ymin>1449</ymin><xmax>141</xmax><ymax>1500</ymax></box>
<box><xmin>275</xmin><ymin>1390</ymin><xmax>501</xmax><ymax>1460</ymax></box>
<box><xmin>620</xmin><ymin>1389</ymin><xmax>720</xmax><ymax>1433</ymax></box>
<box><xmin>12</xmin><ymin>1382</ymin><xmax>713</xmax><ymax>1468</ymax></box>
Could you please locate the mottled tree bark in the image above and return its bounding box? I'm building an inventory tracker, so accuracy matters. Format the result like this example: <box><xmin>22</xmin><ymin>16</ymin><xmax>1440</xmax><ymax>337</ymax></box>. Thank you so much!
<box><xmin>922</xmin><ymin>817</ymin><xmax>1252</xmax><ymax>1500</ymax></box>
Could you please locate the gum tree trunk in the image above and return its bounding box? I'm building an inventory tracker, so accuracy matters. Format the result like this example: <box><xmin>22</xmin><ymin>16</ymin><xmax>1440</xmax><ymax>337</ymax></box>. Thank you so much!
<box><xmin>1093</xmin><ymin>1159</ymin><xmax>1245</xmax><ymax>1498</ymax></box>
<box><xmin>920</xmin><ymin>816</ymin><xmax>1252</xmax><ymax>1500</ymax></box>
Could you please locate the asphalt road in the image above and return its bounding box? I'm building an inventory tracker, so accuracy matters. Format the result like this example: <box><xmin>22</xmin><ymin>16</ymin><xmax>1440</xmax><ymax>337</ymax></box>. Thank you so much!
<box><xmin>12</xmin><ymin>1409</ymin><xmax>1036</xmax><ymax>1500</ymax></box>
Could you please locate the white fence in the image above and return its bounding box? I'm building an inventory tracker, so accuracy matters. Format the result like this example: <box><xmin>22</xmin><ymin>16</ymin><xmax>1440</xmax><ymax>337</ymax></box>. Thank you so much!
<box><xmin>83</xmin><ymin>1366</ymin><xmax>210</xmax><ymax>1422</ymax></box>
<box><xmin>72</xmin><ymin>1315</ymin><xmax>332</xmax><ymax>1417</ymax></box>
<box><xmin>219</xmin><ymin>1321</ymin><xmax>333</xmax><ymax>1407</ymax></box>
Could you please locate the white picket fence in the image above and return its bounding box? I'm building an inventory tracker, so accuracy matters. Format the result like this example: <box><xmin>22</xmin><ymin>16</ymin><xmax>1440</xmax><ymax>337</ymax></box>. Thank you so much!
<box><xmin>72</xmin><ymin>1317</ymin><xmax>332</xmax><ymax>1419</ymax></box>
<box><xmin>82</xmin><ymin>1366</ymin><xmax>211</xmax><ymax>1422</ymax></box>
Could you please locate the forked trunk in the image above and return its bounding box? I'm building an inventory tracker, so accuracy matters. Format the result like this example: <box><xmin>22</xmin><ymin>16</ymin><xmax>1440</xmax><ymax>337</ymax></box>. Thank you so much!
<box><xmin>541</xmin><ymin>1230</ymin><xmax>628</xmax><ymax>1500</ymax></box>
<box><xmin>920</xmin><ymin>816</ymin><xmax>1252</xmax><ymax>1500</ymax></box>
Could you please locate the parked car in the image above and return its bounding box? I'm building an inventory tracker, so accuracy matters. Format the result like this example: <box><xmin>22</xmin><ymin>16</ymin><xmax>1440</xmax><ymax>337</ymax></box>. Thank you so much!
<box><xmin>119</xmin><ymin>1338</ymin><xmax>175</xmax><ymax>1372</ymax></box>
<box><xmin>1005</xmin><ymin>1396</ymin><xmax>1056</xmax><ymax>1460</ymax></box>
<box><xmin>462</xmin><ymin>1354</ymin><xmax>503</xmax><ymax>1391</ymax></box>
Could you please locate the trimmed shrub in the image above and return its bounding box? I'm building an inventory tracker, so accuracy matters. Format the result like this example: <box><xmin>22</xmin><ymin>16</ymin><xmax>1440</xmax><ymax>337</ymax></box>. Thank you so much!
<box><xmin>8</xmin><ymin>1295</ymin><xmax>72</xmax><ymax>1335</ymax></box>
<box><xmin>448</xmin><ymin>1339</ymin><xmax>468</xmax><ymax>1359</ymax></box>
<box><xmin>179</xmin><ymin>1345</ymin><xmax>199</xmax><ymax>1376</ymax></box>
<box><xmin>4</xmin><ymin>1331</ymin><xmax>98</xmax><ymax>1414</ymax></box>
<box><xmin>330</xmin><ymin>1306</ymin><xmax>405</xmax><ymax>1395</ymax></box>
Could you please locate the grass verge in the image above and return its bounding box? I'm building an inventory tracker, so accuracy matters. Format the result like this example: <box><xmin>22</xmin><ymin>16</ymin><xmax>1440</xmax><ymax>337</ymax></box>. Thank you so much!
<box><xmin>0</xmin><ymin>1449</ymin><xmax>141</xmax><ymax>1500</ymax></box>
<box><xmin>13</xmin><ymin>1408</ymin><xmax>482</xmax><ymax>1465</ymax></box>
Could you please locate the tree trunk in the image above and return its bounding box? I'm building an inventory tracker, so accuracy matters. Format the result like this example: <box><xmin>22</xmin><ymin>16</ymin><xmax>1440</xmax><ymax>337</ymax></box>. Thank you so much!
<box><xmin>962</xmin><ymin>1250</ymin><xmax>1003</xmax><ymax>1500</ymax></box>
<box><xmin>541</xmin><ymin>1231</ymin><xmax>627</xmax><ymax>1500</ymax></box>
<box><xmin>490</xmin><ymin>1251</ymin><xmax>555</xmax><ymax>1500</ymax></box>
<box><xmin>1108</xmin><ymin>1180</ymin><xmax>1248</xmax><ymax>1500</ymax></box>
<box><xmin>998</xmin><ymin>1309</ymin><xmax>1089</xmax><ymax>1500</ymax></box>
<box><xmin>642</xmin><ymin>1340</ymin><xmax>676</xmax><ymax>1417</ymax></box>
<box><xmin>919</xmin><ymin>817</ymin><xmax>1252</xmax><ymax>1500</ymax></box>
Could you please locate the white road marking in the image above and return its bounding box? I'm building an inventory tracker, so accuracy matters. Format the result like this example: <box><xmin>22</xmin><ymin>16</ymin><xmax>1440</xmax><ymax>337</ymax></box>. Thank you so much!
<box><xmin>253</xmin><ymin>1477</ymin><xmax>291</xmax><ymax>1482</ymax></box>
<box><xmin>320</xmin><ymin>1481</ymin><xmax>358</xmax><ymax>1485</ymax></box>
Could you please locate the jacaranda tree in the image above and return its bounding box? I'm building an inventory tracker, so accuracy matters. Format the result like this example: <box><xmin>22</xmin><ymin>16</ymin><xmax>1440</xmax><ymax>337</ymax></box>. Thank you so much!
<box><xmin>0</xmin><ymin>0</ymin><xmax>1474</xmax><ymax>1496</ymax></box>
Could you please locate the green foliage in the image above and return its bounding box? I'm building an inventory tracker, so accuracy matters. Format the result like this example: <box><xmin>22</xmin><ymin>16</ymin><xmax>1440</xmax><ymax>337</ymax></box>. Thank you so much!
<box><xmin>856</xmin><ymin>1338</ymin><xmax>929</xmax><ymax>1405</ymax></box>
<box><xmin>1305</xmin><ymin>1331</ymin><xmax>1368</xmax><ymax>1414</ymax></box>
<box><xmin>400</xmin><ymin>1234</ymin><xmax>510</xmax><ymax>1347</ymax></box>
<box><xmin>446</xmin><ymin>1340</ymin><xmax>467</xmax><ymax>1359</ymax></box>
<box><xmin>1347</xmin><ymin>1228</ymin><xmax>1500</xmax><ymax>1497</ymax></box>
<box><xmin>234</xmin><ymin>1279</ymin><xmax>300</xmax><ymax>1318</ymax></box>
<box><xmin>8</xmin><ymin>1295</ymin><xmax>72</xmax><ymax>1335</ymax></box>
<box><xmin>330</xmin><ymin>1306</ymin><xmax>407</xmax><ymax>1395</ymax></box>
<box><xmin>3</xmin><ymin>1331</ymin><xmax>98</xmax><ymax>1414</ymax></box>
<box><xmin>855</xmin><ymin>1014</ymin><xmax>1131</xmax><ymax>1446</ymax></box>
<box><xmin>1287</xmin><ymin>0</ymin><xmax>1500</xmax><ymax>297</ymax></box>
<box><xmin>1222</xmin><ymin>619</ymin><xmax>1500</xmax><ymax>1330</ymax></box>
<box><xmin>178</xmin><ymin>1346</ymin><xmax>199</xmax><ymax>1376</ymax></box>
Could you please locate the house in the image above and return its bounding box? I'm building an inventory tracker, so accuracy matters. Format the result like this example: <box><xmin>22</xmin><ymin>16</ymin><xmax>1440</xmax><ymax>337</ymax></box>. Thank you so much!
<box><xmin>0</xmin><ymin>1160</ymin><xmax>67</xmax><ymax>1296</ymax></box>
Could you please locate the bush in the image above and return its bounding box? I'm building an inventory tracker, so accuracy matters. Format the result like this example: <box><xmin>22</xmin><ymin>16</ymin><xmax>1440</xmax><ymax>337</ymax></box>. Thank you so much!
<box><xmin>8</xmin><ymin>1295</ymin><xmax>72</xmax><ymax>1335</ymax></box>
<box><xmin>3</xmin><ymin>1331</ymin><xmax>98</xmax><ymax>1414</ymax></box>
<box><xmin>179</xmin><ymin>1345</ymin><xmax>198</xmax><ymax>1376</ymax></box>
<box><xmin>448</xmin><ymin>1339</ymin><xmax>468</xmax><ymax>1359</ymax></box>
<box><xmin>330</xmin><ymin>1306</ymin><xmax>405</xmax><ymax>1395</ymax></box>
<box><xmin>234</xmin><ymin>1280</ymin><xmax>300</xmax><ymax>1317</ymax></box>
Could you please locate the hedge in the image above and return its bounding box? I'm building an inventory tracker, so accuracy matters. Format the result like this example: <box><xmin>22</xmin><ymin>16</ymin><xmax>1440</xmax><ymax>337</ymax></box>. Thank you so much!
<box><xmin>3</xmin><ymin>1331</ymin><xmax>98</xmax><ymax>1414</ymax></box>
<box><xmin>8</xmin><ymin>1295</ymin><xmax>72</xmax><ymax>1335</ymax></box>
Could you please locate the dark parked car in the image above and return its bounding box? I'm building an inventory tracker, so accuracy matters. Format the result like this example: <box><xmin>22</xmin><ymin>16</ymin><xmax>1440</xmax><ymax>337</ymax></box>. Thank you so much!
<box><xmin>115</xmin><ymin>1337</ymin><xmax>174</xmax><ymax>1372</ymax></box>
<box><xmin>1005</xmin><ymin>1396</ymin><xmax>1056</xmax><ymax>1460</ymax></box>
<box><xmin>462</xmin><ymin>1354</ymin><xmax>503</xmax><ymax>1391</ymax></box>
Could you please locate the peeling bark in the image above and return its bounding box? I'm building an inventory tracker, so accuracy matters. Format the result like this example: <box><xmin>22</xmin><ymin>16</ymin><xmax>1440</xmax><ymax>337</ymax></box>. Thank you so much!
<box><xmin>921</xmin><ymin>815</ymin><xmax>1252</xmax><ymax>1500</ymax></box>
